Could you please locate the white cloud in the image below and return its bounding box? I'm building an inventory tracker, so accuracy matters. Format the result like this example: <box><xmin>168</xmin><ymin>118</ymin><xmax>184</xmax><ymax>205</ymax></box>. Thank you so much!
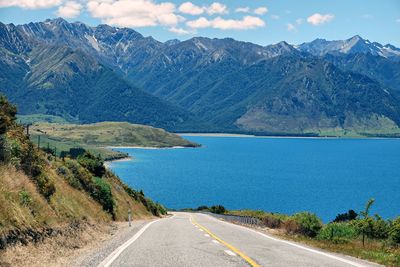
<box><xmin>177</xmin><ymin>2</ymin><xmax>227</xmax><ymax>16</ymax></box>
<box><xmin>168</xmin><ymin>26</ymin><xmax>193</xmax><ymax>34</ymax></box>
<box><xmin>186</xmin><ymin>17</ymin><xmax>212</xmax><ymax>28</ymax></box>
<box><xmin>0</xmin><ymin>0</ymin><xmax>61</xmax><ymax>9</ymax></box>
<box><xmin>254</xmin><ymin>7</ymin><xmax>267</xmax><ymax>15</ymax></box>
<box><xmin>287</xmin><ymin>23</ymin><xmax>296</xmax><ymax>31</ymax></box>
<box><xmin>87</xmin><ymin>0</ymin><xmax>185</xmax><ymax>27</ymax></box>
<box><xmin>296</xmin><ymin>18</ymin><xmax>304</xmax><ymax>25</ymax></box>
<box><xmin>187</xmin><ymin>15</ymin><xmax>265</xmax><ymax>30</ymax></box>
<box><xmin>235</xmin><ymin>7</ymin><xmax>249</xmax><ymax>13</ymax></box>
<box><xmin>178</xmin><ymin>2</ymin><xmax>203</xmax><ymax>15</ymax></box>
<box><xmin>57</xmin><ymin>1</ymin><xmax>82</xmax><ymax>18</ymax></box>
<box><xmin>206</xmin><ymin>2</ymin><xmax>227</xmax><ymax>15</ymax></box>
<box><xmin>307</xmin><ymin>13</ymin><xmax>334</xmax><ymax>25</ymax></box>
<box><xmin>270</xmin><ymin>14</ymin><xmax>280</xmax><ymax>20</ymax></box>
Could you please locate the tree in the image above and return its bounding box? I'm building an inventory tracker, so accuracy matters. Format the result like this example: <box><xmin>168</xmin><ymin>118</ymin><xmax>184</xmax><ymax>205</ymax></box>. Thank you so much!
<box><xmin>0</xmin><ymin>95</ymin><xmax>17</xmax><ymax>135</ymax></box>
<box><xmin>355</xmin><ymin>198</ymin><xmax>375</xmax><ymax>246</ymax></box>
<box><xmin>333</xmin><ymin>210</ymin><xmax>358</xmax><ymax>223</ymax></box>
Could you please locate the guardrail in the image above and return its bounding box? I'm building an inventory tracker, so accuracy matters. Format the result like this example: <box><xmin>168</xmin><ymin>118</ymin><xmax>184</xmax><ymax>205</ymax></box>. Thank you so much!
<box><xmin>202</xmin><ymin>212</ymin><xmax>262</xmax><ymax>226</ymax></box>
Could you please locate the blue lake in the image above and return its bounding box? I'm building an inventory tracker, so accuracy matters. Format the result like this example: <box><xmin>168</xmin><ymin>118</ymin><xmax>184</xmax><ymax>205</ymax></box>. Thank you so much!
<box><xmin>108</xmin><ymin>136</ymin><xmax>400</xmax><ymax>222</ymax></box>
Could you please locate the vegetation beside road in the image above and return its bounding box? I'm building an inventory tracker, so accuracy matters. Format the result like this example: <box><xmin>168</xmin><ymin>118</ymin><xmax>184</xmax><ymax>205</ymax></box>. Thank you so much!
<box><xmin>191</xmin><ymin>203</ymin><xmax>400</xmax><ymax>266</ymax></box>
<box><xmin>0</xmin><ymin>96</ymin><xmax>166</xmax><ymax>261</ymax></box>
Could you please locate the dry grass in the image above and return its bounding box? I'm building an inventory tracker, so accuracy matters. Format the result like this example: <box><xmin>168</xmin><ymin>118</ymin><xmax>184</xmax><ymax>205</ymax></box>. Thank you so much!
<box><xmin>0</xmin><ymin>222</ymin><xmax>113</xmax><ymax>267</ymax></box>
<box><xmin>0</xmin><ymin>165</ymin><xmax>55</xmax><ymax>235</ymax></box>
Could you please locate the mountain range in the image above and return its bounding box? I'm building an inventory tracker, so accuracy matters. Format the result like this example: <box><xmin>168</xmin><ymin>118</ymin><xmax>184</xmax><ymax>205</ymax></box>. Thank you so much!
<box><xmin>1</xmin><ymin>18</ymin><xmax>400</xmax><ymax>136</ymax></box>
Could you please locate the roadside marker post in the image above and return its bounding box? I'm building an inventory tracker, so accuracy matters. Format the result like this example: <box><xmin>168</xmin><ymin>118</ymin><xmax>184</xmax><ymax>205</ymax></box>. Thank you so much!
<box><xmin>128</xmin><ymin>209</ymin><xmax>132</xmax><ymax>227</ymax></box>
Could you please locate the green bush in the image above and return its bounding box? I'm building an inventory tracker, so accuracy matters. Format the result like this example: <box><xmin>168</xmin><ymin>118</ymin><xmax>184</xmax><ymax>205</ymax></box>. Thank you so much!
<box><xmin>56</xmin><ymin>165</ymin><xmax>81</xmax><ymax>189</ymax></box>
<box><xmin>77</xmin><ymin>152</ymin><xmax>105</xmax><ymax>178</ymax></box>
<box><xmin>371</xmin><ymin>215</ymin><xmax>389</xmax><ymax>239</ymax></box>
<box><xmin>93</xmin><ymin>177</ymin><xmax>114</xmax><ymax>216</ymax></box>
<box><xmin>333</xmin><ymin>210</ymin><xmax>358</xmax><ymax>223</ymax></box>
<box><xmin>64</xmin><ymin>159</ymin><xmax>95</xmax><ymax>192</ymax></box>
<box><xmin>292</xmin><ymin>212</ymin><xmax>323</xmax><ymax>237</ymax></box>
<box><xmin>389</xmin><ymin>217</ymin><xmax>400</xmax><ymax>246</ymax></box>
<box><xmin>35</xmin><ymin>173</ymin><xmax>56</xmax><ymax>199</ymax></box>
<box><xmin>210</xmin><ymin>205</ymin><xmax>226</xmax><ymax>214</ymax></box>
<box><xmin>317</xmin><ymin>223</ymin><xmax>357</xmax><ymax>243</ymax></box>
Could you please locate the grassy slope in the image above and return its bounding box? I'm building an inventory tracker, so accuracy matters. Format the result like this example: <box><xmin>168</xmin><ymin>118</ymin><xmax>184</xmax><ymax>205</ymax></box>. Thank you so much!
<box><xmin>0</xmin><ymin>163</ymin><xmax>153</xmax><ymax>237</ymax></box>
<box><xmin>30</xmin><ymin>122</ymin><xmax>199</xmax><ymax>160</ymax></box>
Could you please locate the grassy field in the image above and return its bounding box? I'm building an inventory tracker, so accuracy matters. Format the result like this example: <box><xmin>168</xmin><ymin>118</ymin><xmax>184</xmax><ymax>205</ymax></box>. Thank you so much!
<box><xmin>30</xmin><ymin>122</ymin><xmax>199</xmax><ymax>160</ymax></box>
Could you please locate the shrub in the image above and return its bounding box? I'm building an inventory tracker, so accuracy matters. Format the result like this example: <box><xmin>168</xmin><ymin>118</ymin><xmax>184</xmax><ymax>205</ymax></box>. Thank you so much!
<box><xmin>388</xmin><ymin>217</ymin><xmax>400</xmax><ymax>246</ymax></box>
<box><xmin>282</xmin><ymin>218</ymin><xmax>301</xmax><ymax>234</ymax></box>
<box><xmin>0</xmin><ymin>95</ymin><xmax>17</xmax><ymax>135</ymax></box>
<box><xmin>64</xmin><ymin>159</ymin><xmax>95</xmax><ymax>192</ymax></box>
<box><xmin>35</xmin><ymin>173</ymin><xmax>56</xmax><ymax>199</ymax></box>
<box><xmin>333</xmin><ymin>210</ymin><xmax>358</xmax><ymax>223</ymax></box>
<box><xmin>371</xmin><ymin>215</ymin><xmax>389</xmax><ymax>239</ymax></box>
<box><xmin>292</xmin><ymin>212</ymin><xmax>323</xmax><ymax>237</ymax></box>
<box><xmin>210</xmin><ymin>205</ymin><xmax>226</xmax><ymax>214</ymax></box>
<box><xmin>317</xmin><ymin>223</ymin><xmax>357</xmax><ymax>243</ymax></box>
<box><xmin>56</xmin><ymin>165</ymin><xmax>81</xmax><ymax>189</ymax></box>
<box><xmin>262</xmin><ymin>214</ymin><xmax>282</xmax><ymax>229</ymax></box>
<box><xmin>77</xmin><ymin>152</ymin><xmax>105</xmax><ymax>177</ymax></box>
<box><xmin>93</xmin><ymin>177</ymin><xmax>114</xmax><ymax>215</ymax></box>
<box><xmin>19</xmin><ymin>191</ymin><xmax>32</xmax><ymax>206</ymax></box>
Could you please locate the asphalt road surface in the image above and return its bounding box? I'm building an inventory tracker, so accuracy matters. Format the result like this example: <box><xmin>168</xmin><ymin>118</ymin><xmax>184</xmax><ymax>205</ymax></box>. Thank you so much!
<box><xmin>99</xmin><ymin>212</ymin><xmax>381</xmax><ymax>267</ymax></box>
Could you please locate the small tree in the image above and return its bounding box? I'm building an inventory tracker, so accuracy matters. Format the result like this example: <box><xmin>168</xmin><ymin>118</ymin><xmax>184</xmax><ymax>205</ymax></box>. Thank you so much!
<box><xmin>355</xmin><ymin>198</ymin><xmax>375</xmax><ymax>246</ymax></box>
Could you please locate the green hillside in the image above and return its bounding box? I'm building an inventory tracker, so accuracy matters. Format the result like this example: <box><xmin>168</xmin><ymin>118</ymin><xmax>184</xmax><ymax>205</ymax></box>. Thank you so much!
<box><xmin>0</xmin><ymin>96</ymin><xmax>166</xmax><ymax>256</ymax></box>
<box><xmin>29</xmin><ymin>121</ymin><xmax>199</xmax><ymax>160</ymax></box>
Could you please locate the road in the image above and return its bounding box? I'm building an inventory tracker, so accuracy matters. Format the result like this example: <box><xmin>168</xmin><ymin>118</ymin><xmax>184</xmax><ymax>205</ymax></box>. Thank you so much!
<box><xmin>99</xmin><ymin>212</ymin><xmax>380</xmax><ymax>267</ymax></box>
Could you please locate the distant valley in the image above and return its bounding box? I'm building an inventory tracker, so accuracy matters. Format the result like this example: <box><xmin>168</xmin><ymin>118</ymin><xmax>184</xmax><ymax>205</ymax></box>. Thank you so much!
<box><xmin>1</xmin><ymin>18</ymin><xmax>400</xmax><ymax>136</ymax></box>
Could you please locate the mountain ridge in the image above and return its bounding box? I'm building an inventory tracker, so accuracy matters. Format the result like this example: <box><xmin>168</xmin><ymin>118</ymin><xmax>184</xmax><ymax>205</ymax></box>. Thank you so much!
<box><xmin>1</xmin><ymin>18</ymin><xmax>400</xmax><ymax>136</ymax></box>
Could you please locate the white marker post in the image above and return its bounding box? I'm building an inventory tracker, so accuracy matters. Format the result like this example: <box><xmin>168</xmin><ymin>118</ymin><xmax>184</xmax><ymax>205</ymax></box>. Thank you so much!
<box><xmin>128</xmin><ymin>209</ymin><xmax>132</xmax><ymax>227</ymax></box>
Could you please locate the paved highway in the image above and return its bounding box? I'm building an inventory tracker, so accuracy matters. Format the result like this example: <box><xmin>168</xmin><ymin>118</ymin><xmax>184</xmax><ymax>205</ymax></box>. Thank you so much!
<box><xmin>99</xmin><ymin>212</ymin><xmax>380</xmax><ymax>267</ymax></box>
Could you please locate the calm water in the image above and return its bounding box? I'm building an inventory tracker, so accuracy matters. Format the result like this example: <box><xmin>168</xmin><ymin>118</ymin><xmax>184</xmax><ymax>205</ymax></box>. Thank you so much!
<box><xmin>108</xmin><ymin>136</ymin><xmax>400</xmax><ymax>222</ymax></box>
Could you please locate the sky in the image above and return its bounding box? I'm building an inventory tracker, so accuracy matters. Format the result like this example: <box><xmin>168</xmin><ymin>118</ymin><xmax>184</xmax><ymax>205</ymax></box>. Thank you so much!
<box><xmin>0</xmin><ymin>0</ymin><xmax>399</xmax><ymax>46</ymax></box>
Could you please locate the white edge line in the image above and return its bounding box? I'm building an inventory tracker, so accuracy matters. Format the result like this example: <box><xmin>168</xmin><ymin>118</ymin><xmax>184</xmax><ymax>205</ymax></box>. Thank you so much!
<box><xmin>224</xmin><ymin>249</ymin><xmax>236</xmax><ymax>256</ymax></box>
<box><xmin>98</xmin><ymin>218</ymin><xmax>165</xmax><ymax>267</ymax></box>
<box><xmin>203</xmin><ymin>214</ymin><xmax>368</xmax><ymax>267</ymax></box>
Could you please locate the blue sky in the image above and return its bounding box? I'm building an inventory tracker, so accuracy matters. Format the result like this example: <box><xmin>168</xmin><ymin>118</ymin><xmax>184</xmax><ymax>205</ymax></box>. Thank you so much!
<box><xmin>0</xmin><ymin>0</ymin><xmax>399</xmax><ymax>46</ymax></box>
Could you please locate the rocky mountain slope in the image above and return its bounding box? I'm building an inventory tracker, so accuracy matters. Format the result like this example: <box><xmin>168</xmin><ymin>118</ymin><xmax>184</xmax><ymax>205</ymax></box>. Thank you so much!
<box><xmin>1</xmin><ymin>18</ymin><xmax>400</xmax><ymax>135</ymax></box>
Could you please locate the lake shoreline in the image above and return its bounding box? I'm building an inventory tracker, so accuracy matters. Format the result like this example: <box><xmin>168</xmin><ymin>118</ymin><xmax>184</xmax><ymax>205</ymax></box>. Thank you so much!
<box><xmin>178</xmin><ymin>132</ymin><xmax>400</xmax><ymax>139</ymax></box>
<box><xmin>104</xmin><ymin>145</ymin><xmax>193</xmax><ymax>166</ymax></box>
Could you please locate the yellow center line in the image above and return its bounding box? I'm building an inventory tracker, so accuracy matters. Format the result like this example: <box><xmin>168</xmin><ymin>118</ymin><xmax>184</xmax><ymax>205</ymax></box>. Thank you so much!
<box><xmin>190</xmin><ymin>216</ymin><xmax>261</xmax><ymax>267</ymax></box>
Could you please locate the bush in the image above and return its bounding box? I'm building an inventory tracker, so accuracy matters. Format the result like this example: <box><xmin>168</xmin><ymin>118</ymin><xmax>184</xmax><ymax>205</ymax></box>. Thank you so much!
<box><xmin>317</xmin><ymin>223</ymin><xmax>357</xmax><ymax>243</ymax></box>
<box><xmin>93</xmin><ymin>177</ymin><xmax>114</xmax><ymax>215</ymax></box>
<box><xmin>371</xmin><ymin>215</ymin><xmax>389</xmax><ymax>239</ymax></box>
<box><xmin>292</xmin><ymin>212</ymin><xmax>323</xmax><ymax>237</ymax></box>
<box><xmin>210</xmin><ymin>205</ymin><xmax>226</xmax><ymax>214</ymax></box>
<box><xmin>64</xmin><ymin>159</ymin><xmax>95</xmax><ymax>192</ymax></box>
<box><xmin>77</xmin><ymin>152</ymin><xmax>105</xmax><ymax>178</ymax></box>
<box><xmin>282</xmin><ymin>218</ymin><xmax>301</xmax><ymax>234</ymax></box>
<box><xmin>262</xmin><ymin>214</ymin><xmax>282</xmax><ymax>229</ymax></box>
<box><xmin>56</xmin><ymin>165</ymin><xmax>81</xmax><ymax>189</ymax></box>
<box><xmin>333</xmin><ymin>210</ymin><xmax>358</xmax><ymax>223</ymax></box>
<box><xmin>19</xmin><ymin>191</ymin><xmax>32</xmax><ymax>206</ymax></box>
<box><xmin>36</xmin><ymin>173</ymin><xmax>56</xmax><ymax>199</ymax></box>
<box><xmin>388</xmin><ymin>217</ymin><xmax>400</xmax><ymax>246</ymax></box>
